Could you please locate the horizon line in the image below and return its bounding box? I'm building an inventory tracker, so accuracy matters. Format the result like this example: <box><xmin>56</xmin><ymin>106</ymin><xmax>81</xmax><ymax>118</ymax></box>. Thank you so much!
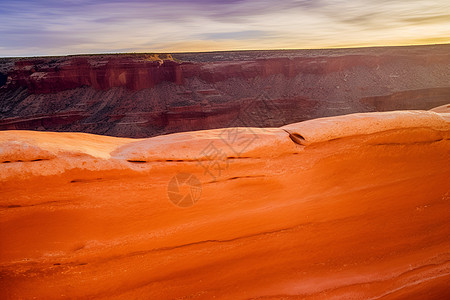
<box><xmin>1</xmin><ymin>42</ymin><xmax>449</xmax><ymax>59</ymax></box>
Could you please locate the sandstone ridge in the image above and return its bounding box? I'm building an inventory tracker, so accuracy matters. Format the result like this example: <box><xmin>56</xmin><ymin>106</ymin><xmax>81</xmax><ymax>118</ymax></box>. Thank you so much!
<box><xmin>1</xmin><ymin>109</ymin><xmax>448</xmax><ymax>180</ymax></box>
<box><xmin>0</xmin><ymin>109</ymin><xmax>449</xmax><ymax>299</ymax></box>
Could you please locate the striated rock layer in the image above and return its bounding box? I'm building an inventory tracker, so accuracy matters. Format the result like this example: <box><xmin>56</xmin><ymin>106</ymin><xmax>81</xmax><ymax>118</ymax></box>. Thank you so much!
<box><xmin>1</xmin><ymin>45</ymin><xmax>450</xmax><ymax>138</ymax></box>
<box><xmin>0</xmin><ymin>109</ymin><xmax>449</xmax><ymax>299</ymax></box>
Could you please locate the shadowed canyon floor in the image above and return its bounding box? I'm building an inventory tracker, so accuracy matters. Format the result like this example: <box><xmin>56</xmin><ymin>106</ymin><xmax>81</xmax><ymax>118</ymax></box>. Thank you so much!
<box><xmin>0</xmin><ymin>109</ymin><xmax>449</xmax><ymax>299</ymax></box>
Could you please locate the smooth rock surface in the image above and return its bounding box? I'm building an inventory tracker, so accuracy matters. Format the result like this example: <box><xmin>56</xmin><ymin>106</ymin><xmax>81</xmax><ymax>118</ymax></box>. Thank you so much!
<box><xmin>0</xmin><ymin>109</ymin><xmax>449</xmax><ymax>299</ymax></box>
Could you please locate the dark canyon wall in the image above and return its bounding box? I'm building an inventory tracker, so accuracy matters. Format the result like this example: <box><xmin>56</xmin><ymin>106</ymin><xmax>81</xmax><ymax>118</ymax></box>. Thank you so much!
<box><xmin>0</xmin><ymin>45</ymin><xmax>449</xmax><ymax>137</ymax></box>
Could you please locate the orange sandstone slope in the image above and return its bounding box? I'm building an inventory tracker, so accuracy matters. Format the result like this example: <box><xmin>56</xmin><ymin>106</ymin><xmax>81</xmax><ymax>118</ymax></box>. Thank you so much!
<box><xmin>0</xmin><ymin>109</ymin><xmax>449</xmax><ymax>299</ymax></box>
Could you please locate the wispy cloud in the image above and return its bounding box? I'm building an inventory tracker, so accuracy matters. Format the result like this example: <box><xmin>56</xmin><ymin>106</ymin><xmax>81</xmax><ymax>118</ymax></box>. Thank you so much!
<box><xmin>0</xmin><ymin>0</ymin><xmax>449</xmax><ymax>56</ymax></box>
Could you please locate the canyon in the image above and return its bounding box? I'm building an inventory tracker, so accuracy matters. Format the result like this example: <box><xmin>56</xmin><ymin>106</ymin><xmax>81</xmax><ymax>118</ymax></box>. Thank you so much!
<box><xmin>0</xmin><ymin>45</ymin><xmax>449</xmax><ymax>299</ymax></box>
<box><xmin>1</xmin><ymin>44</ymin><xmax>449</xmax><ymax>138</ymax></box>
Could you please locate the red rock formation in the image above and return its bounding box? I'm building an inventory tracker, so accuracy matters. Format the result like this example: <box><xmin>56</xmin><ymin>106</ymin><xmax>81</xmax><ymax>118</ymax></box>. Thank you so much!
<box><xmin>8</xmin><ymin>56</ymin><xmax>183</xmax><ymax>93</ymax></box>
<box><xmin>0</xmin><ymin>110</ymin><xmax>449</xmax><ymax>299</ymax></box>
<box><xmin>1</xmin><ymin>44</ymin><xmax>449</xmax><ymax>137</ymax></box>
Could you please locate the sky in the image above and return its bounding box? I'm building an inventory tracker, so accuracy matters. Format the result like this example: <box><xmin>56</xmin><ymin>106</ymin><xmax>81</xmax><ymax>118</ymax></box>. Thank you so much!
<box><xmin>0</xmin><ymin>0</ymin><xmax>449</xmax><ymax>57</ymax></box>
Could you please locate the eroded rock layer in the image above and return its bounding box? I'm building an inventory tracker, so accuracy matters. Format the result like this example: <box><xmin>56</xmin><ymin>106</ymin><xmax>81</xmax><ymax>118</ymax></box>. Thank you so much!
<box><xmin>0</xmin><ymin>109</ymin><xmax>449</xmax><ymax>299</ymax></box>
<box><xmin>1</xmin><ymin>45</ymin><xmax>449</xmax><ymax>137</ymax></box>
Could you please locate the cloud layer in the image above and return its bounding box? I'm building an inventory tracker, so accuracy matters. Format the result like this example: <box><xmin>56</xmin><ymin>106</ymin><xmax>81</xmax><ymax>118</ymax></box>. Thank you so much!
<box><xmin>0</xmin><ymin>0</ymin><xmax>449</xmax><ymax>56</ymax></box>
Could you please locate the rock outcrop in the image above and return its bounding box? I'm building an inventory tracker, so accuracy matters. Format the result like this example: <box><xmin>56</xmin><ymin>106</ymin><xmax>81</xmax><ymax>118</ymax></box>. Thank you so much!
<box><xmin>1</xmin><ymin>44</ymin><xmax>449</xmax><ymax>137</ymax></box>
<box><xmin>0</xmin><ymin>109</ymin><xmax>449</xmax><ymax>299</ymax></box>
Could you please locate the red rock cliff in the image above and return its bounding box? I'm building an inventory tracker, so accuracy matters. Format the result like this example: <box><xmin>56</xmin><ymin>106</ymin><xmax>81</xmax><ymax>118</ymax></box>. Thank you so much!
<box><xmin>0</xmin><ymin>45</ymin><xmax>449</xmax><ymax>137</ymax></box>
